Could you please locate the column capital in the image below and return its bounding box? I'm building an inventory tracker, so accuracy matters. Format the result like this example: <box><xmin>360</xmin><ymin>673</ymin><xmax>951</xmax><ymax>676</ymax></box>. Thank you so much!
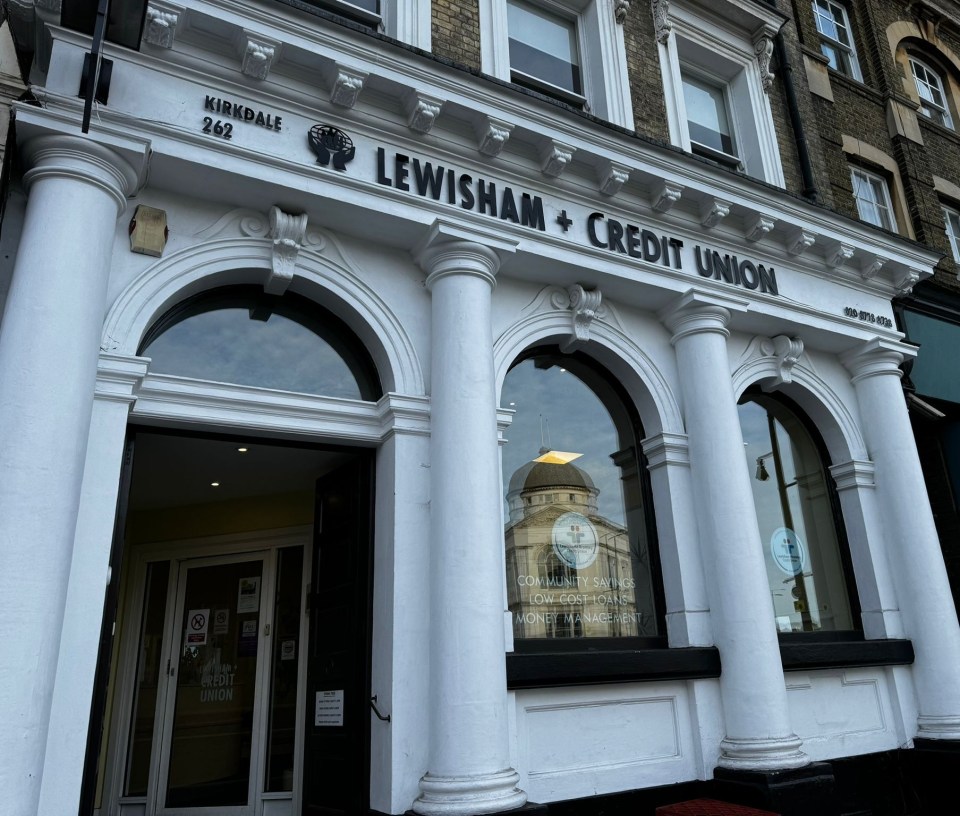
<box><xmin>840</xmin><ymin>337</ymin><xmax>915</xmax><ymax>383</ymax></box>
<box><xmin>413</xmin><ymin>219</ymin><xmax>518</xmax><ymax>291</ymax></box>
<box><xmin>21</xmin><ymin>135</ymin><xmax>142</xmax><ymax>213</ymax></box>
<box><xmin>659</xmin><ymin>288</ymin><xmax>749</xmax><ymax>345</ymax></box>
<box><xmin>95</xmin><ymin>353</ymin><xmax>150</xmax><ymax>406</ymax></box>
<box><xmin>641</xmin><ymin>431</ymin><xmax>690</xmax><ymax>469</ymax></box>
<box><xmin>829</xmin><ymin>459</ymin><xmax>875</xmax><ymax>491</ymax></box>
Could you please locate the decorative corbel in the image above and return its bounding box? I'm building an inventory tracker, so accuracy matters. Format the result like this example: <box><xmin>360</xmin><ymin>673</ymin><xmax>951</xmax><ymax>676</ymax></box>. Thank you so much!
<box><xmin>476</xmin><ymin>116</ymin><xmax>514</xmax><ymax>157</ymax></box>
<box><xmin>651</xmin><ymin>180</ymin><xmax>684</xmax><ymax>212</ymax></box>
<box><xmin>700</xmin><ymin>197</ymin><xmax>731</xmax><ymax>229</ymax></box>
<box><xmin>561</xmin><ymin>284</ymin><xmax>605</xmax><ymax>351</ymax></box>
<box><xmin>240</xmin><ymin>31</ymin><xmax>279</xmax><ymax>81</ymax></box>
<box><xmin>598</xmin><ymin>160</ymin><xmax>631</xmax><ymax>196</ymax></box>
<box><xmin>404</xmin><ymin>92</ymin><xmax>444</xmax><ymax>134</ymax></box>
<box><xmin>651</xmin><ymin>0</ymin><xmax>672</xmax><ymax>44</ymax></box>
<box><xmin>331</xmin><ymin>66</ymin><xmax>367</xmax><ymax>108</ymax></box>
<box><xmin>760</xmin><ymin>334</ymin><xmax>804</xmax><ymax>386</ymax></box>
<box><xmin>894</xmin><ymin>267</ymin><xmax>921</xmax><ymax>295</ymax></box>
<box><xmin>824</xmin><ymin>240</ymin><xmax>855</xmax><ymax>268</ymax></box>
<box><xmin>615</xmin><ymin>1</ymin><xmax>631</xmax><ymax>24</ymax></box>
<box><xmin>266</xmin><ymin>206</ymin><xmax>308</xmax><ymax>295</ymax></box>
<box><xmin>143</xmin><ymin>1</ymin><xmax>183</xmax><ymax>48</ymax></box>
<box><xmin>754</xmin><ymin>36</ymin><xmax>775</xmax><ymax>92</ymax></box>
<box><xmin>745</xmin><ymin>214</ymin><xmax>776</xmax><ymax>242</ymax></box>
<box><xmin>787</xmin><ymin>227</ymin><xmax>816</xmax><ymax>256</ymax></box>
<box><xmin>860</xmin><ymin>255</ymin><xmax>885</xmax><ymax>280</ymax></box>
<box><xmin>541</xmin><ymin>140</ymin><xmax>576</xmax><ymax>177</ymax></box>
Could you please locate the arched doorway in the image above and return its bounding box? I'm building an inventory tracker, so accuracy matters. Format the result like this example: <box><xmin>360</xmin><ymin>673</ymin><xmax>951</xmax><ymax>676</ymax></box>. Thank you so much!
<box><xmin>92</xmin><ymin>285</ymin><xmax>384</xmax><ymax>816</ymax></box>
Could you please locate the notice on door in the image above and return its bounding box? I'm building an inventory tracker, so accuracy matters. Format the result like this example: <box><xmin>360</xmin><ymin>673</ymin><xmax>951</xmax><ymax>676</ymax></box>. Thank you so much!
<box><xmin>185</xmin><ymin>608</ymin><xmax>210</xmax><ymax>647</ymax></box>
<box><xmin>315</xmin><ymin>690</ymin><xmax>344</xmax><ymax>727</ymax></box>
<box><xmin>237</xmin><ymin>576</ymin><xmax>261</xmax><ymax>613</ymax></box>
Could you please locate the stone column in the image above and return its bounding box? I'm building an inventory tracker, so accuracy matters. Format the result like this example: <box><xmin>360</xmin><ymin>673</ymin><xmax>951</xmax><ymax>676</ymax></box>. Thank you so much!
<box><xmin>842</xmin><ymin>338</ymin><xmax>960</xmax><ymax>739</ymax></box>
<box><xmin>413</xmin><ymin>222</ymin><xmax>525</xmax><ymax>815</ymax></box>
<box><xmin>0</xmin><ymin>135</ymin><xmax>140</xmax><ymax>815</ymax></box>
<box><xmin>660</xmin><ymin>291</ymin><xmax>807</xmax><ymax>771</ymax></box>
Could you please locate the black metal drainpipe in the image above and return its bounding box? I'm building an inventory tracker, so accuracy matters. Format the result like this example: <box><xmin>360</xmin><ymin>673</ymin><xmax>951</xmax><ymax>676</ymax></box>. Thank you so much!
<box><xmin>766</xmin><ymin>1</ymin><xmax>820</xmax><ymax>203</ymax></box>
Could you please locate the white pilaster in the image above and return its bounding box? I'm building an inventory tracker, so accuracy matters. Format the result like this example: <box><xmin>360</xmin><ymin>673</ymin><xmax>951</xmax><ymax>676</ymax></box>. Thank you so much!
<box><xmin>642</xmin><ymin>432</ymin><xmax>713</xmax><ymax>647</ymax></box>
<box><xmin>412</xmin><ymin>222</ymin><xmax>525</xmax><ymax>815</ymax></box>
<box><xmin>829</xmin><ymin>459</ymin><xmax>903</xmax><ymax>639</ymax></box>
<box><xmin>0</xmin><ymin>135</ymin><xmax>140</xmax><ymax>815</ymax></box>
<box><xmin>660</xmin><ymin>290</ymin><xmax>807</xmax><ymax>771</ymax></box>
<box><xmin>37</xmin><ymin>354</ymin><xmax>148</xmax><ymax>816</ymax></box>
<box><xmin>842</xmin><ymin>338</ymin><xmax>960</xmax><ymax>740</ymax></box>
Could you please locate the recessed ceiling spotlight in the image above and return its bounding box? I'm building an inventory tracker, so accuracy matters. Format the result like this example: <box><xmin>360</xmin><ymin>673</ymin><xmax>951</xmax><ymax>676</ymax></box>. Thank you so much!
<box><xmin>211</xmin><ymin>482</ymin><xmax>220</xmax><ymax>487</ymax></box>
<box><xmin>237</xmin><ymin>447</ymin><xmax>248</xmax><ymax>453</ymax></box>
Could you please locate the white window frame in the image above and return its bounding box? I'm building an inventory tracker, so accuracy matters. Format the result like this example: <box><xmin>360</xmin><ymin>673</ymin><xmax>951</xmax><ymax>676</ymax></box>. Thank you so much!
<box><xmin>319</xmin><ymin>0</ymin><xmax>431</xmax><ymax>49</ymax></box>
<box><xmin>850</xmin><ymin>166</ymin><xmax>897</xmax><ymax>231</ymax></box>
<box><xmin>479</xmin><ymin>0</ymin><xmax>634</xmax><ymax>128</ymax></box>
<box><xmin>943</xmin><ymin>204</ymin><xmax>960</xmax><ymax>263</ymax></box>
<box><xmin>909</xmin><ymin>55</ymin><xmax>955</xmax><ymax>130</ymax></box>
<box><xmin>657</xmin><ymin>0</ymin><xmax>785</xmax><ymax>185</ymax></box>
<box><xmin>812</xmin><ymin>0</ymin><xmax>862</xmax><ymax>81</ymax></box>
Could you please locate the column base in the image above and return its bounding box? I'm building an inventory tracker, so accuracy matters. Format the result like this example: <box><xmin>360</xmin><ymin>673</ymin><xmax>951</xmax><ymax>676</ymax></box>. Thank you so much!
<box><xmin>713</xmin><ymin>762</ymin><xmax>838</xmax><ymax>816</ymax></box>
<box><xmin>917</xmin><ymin>714</ymin><xmax>960</xmax><ymax>740</ymax></box>
<box><xmin>413</xmin><ymin>769</ymin><xmax>528</xmax><ymax>816</ymax></box>
<box><xmin>716</xmin><ymin>735</ymin><xmax>808</xmax><ymax>771</ymax></box>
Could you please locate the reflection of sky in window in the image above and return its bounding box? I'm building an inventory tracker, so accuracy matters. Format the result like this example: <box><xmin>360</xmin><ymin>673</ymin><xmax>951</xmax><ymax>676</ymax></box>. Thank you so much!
<box><xmin>501</xmin><ymin>360</ymin><xmax>625</xmax><ymax>524</ymax></box>
<box><xmin>143</xmin><ymin>309</ymin><xmax>363</xmax><ymax>398</ymax></box>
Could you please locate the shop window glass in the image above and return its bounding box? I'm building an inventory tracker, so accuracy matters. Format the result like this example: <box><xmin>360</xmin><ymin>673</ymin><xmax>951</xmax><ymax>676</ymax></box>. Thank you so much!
<box><xmin>139</xmin><ymin>285</ymin><xmax>382</xmax><ymax>401</ymax></box>
<box><xmin>739</xmin><ymin>393</ymin><xmax>854</xmax><ymax>633</ymax></box>
<box><xmin>502</xmin><ymin>348</ymin><xmax>663</xmax><ymax>646</ymax></box>
<box><xmin>812</xmin><ymin>0</ymin><xmax>862</xmax><ymax>80</ymax></box>
<box><xmin>850</xmin><ymin>167</ymin><xmax>896</xmax><ymax>231</ymax></box>
<box><xmin>910</xmin><ymin>55</ymin><xmax>954</xmax><ymax>129</ymax></box>
<box><xmin>506</xmin><ymin>0</ymin><xmax>583</xmax><ymax>101</ymax></box>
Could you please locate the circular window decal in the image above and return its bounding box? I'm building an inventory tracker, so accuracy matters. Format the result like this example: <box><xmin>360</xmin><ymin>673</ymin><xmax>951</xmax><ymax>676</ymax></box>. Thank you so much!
<box><xmin>552</xmin><ymin>512</ymin><xmax>599</xmax><ymax>570</ymax></box>
<box><xmin>770</xmin><ymin>527</ymin><xmax>806</xmax><ymax>576</ymax></box>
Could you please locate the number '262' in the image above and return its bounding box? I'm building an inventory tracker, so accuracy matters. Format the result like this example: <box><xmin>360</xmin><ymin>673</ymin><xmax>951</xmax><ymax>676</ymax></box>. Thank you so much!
<box><xmin>202</xmin><ymin>117</ymin><xmax>233</xmax><ymax>139</ymax></box>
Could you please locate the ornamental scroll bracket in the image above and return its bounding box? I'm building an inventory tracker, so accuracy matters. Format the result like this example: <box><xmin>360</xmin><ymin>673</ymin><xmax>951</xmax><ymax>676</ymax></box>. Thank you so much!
<box><xmin>651</xmin><ymin>0</ymin><xmax>671</xmax><ymax>44</ymax></box>
<box><xmin>755</xmin><ymin>35</ymin><xmax>775</xmax><ymax>92</ymax></box>
<box><xmin>615</xmin><ymin>1</ymin><xmax>631</xmax><ymax>24</ymax></box>
<box><xmin>266</xmin><ymin>206</ymin><xmax>308</xmax><ymax>295</ymax></box>
<box><xmin>554</xmin><ymin>284</ymin><xmax>605</xmax><ymax>352</ymax></box>
<box><xmin>240</xmin><ymin>31</ymin><xmax>280</xmax><ymax>81</ymax></box>
<box><xmin>143</xmin><ymin>1</ymin><xmax>183</xmax><ymax>48</ymax></box>
<box><xmin>760</xmin><ymin>334</ymin><xmax>804</xmax><ymax>386</ymax></box>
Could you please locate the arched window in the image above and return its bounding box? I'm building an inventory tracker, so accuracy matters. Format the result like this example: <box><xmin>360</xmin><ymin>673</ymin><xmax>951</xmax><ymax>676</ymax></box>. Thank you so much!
<box><xmin>502</xmin><ymin>347</ymin><xmax>664</xmax><ymax>647</ymax></box>
<box><xmin>738</xmin><ymin>391</ymin><xmax>857</xmax><ymax>634</ymax></box>
<box><xmin>139</xmin><ymin>285</ymin><xmax>382</xmax><ymax>400</ymax></box>
<box><xmin>909</xmin><ymin>55</ymin><xmax>954</xmax><ymax>129</ymax></box>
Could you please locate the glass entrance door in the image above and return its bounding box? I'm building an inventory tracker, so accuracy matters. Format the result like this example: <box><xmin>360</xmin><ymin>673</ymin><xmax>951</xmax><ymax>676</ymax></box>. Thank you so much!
<box><xmin>157</xmin><ymin>554</ymin><xmax>268</xmax><ymax>814</ymax></box>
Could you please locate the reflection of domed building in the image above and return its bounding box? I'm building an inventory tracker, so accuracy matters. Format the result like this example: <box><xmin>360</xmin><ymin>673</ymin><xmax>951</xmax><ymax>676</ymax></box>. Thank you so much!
<box><xmin>504</xmin><ymin>452</ymin><xmax>641</xmax><ymax>639</ymax></box>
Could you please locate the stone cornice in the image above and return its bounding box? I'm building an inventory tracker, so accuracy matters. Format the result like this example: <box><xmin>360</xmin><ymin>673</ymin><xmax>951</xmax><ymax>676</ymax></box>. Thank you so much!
<box><xmin>29</xmin><ymin>13</ymin><xmax>941</xmax><ymax>303</ymax></box>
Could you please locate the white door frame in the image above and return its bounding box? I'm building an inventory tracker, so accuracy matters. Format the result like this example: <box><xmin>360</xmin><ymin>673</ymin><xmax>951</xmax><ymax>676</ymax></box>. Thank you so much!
<box><xmin>103</xmin><ymin>527</ymin><xmax>311</xmax><ymax>816</ymax></box>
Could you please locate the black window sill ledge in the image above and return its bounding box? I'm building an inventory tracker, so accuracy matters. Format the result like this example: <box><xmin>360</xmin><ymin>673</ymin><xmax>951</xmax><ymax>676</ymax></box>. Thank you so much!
<box><xmin>506</xmin><ymin>638</ymin><xmax>914</xmax><ymax>689</ymax></box>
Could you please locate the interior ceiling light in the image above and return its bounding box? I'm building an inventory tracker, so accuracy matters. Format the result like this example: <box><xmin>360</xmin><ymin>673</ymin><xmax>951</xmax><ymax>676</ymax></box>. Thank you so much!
<box><xmin>237</xmin><ymin>447</ymin><xmax>248</xmax><ymax>452</ymax></box>
<box><xmin>534</xmin><ymin>450</ymin><xmax>583</xmax><ymax>465</ymax></box>
<box><xmin>211</xmin><ymin>482</ymin><xmax>220</xmax><ymax>487</ymax></box>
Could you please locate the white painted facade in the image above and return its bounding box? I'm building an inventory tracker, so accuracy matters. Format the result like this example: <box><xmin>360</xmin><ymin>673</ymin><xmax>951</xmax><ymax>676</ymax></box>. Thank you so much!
<box><xmin>0</xmin><ymin>3</ymin><xmax>958</xmax><ymax>816</ymax></box>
